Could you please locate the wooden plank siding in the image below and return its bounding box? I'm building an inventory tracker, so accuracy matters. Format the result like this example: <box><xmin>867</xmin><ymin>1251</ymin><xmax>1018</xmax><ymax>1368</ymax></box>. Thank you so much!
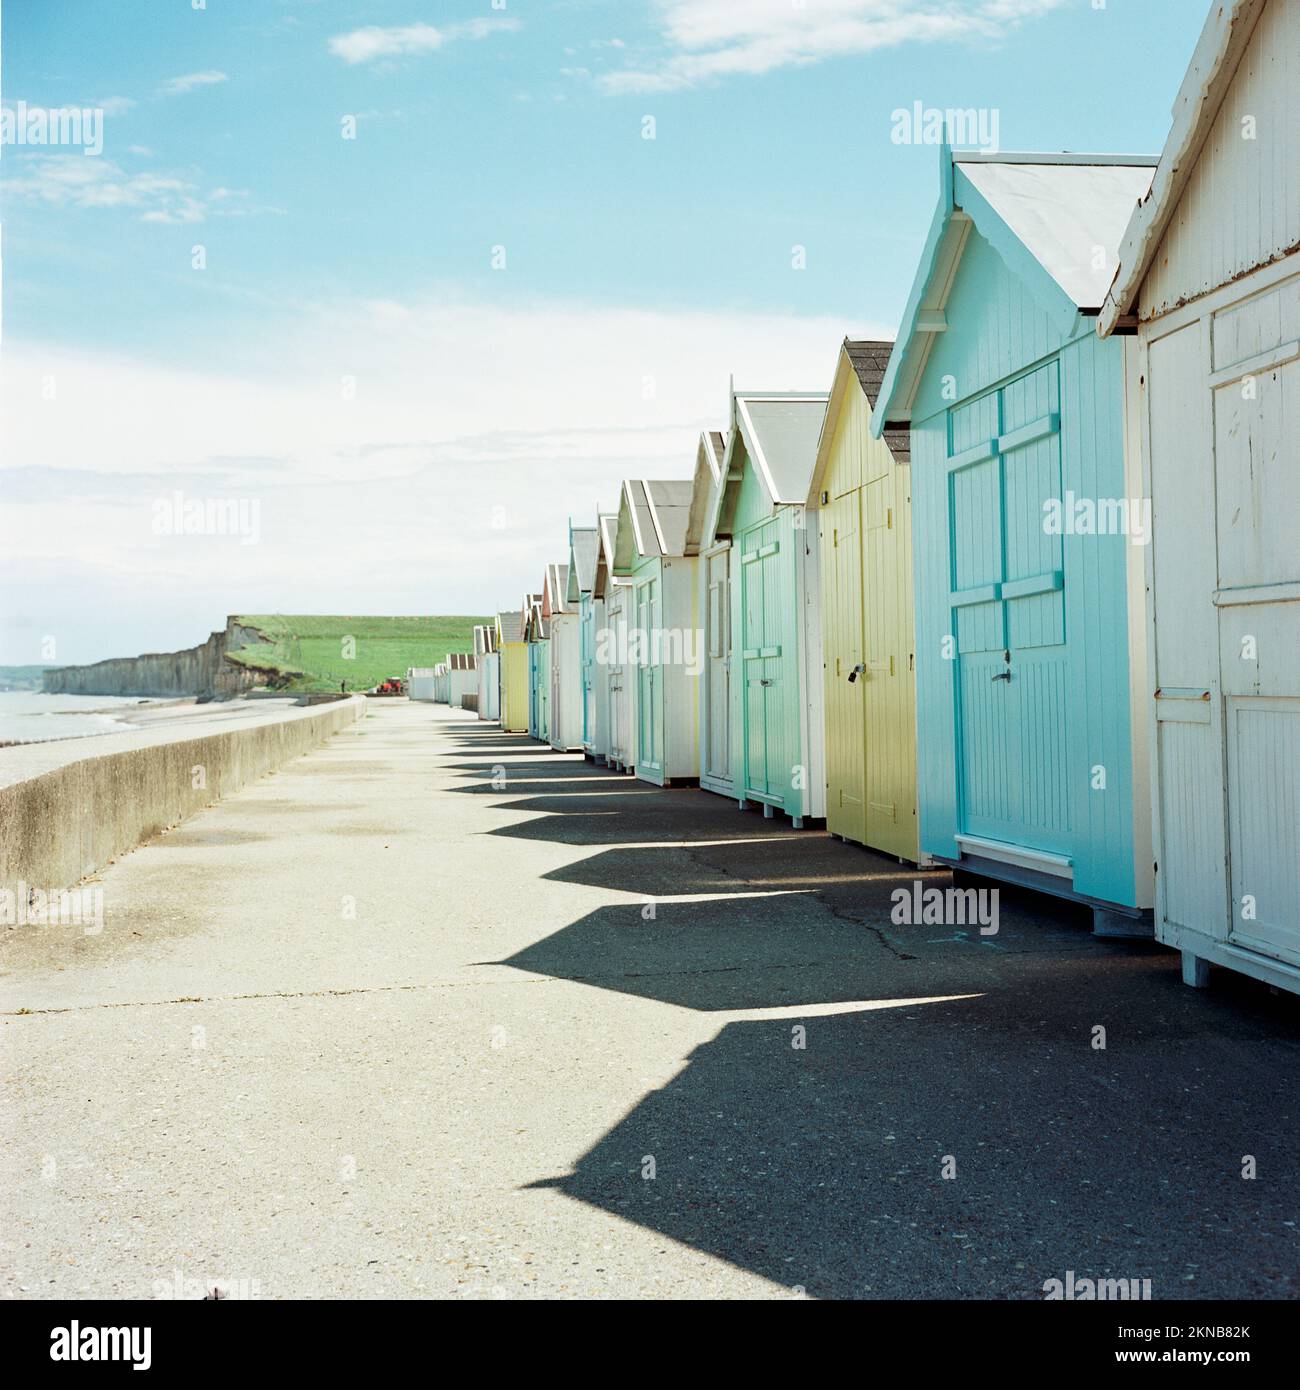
<box><xmin>904</xmin><ymin>182</ymin><xmax>1152</xmax><ymax>916</ymax></box>
<box><xmin>815</xmin><ymin>357</ymin><xmax>922</xmax><ymax>861</ymax></box>
<box><xmin>1141</xmin><ymin>0</ymin><xmax>1300</xmax><ymax>321</ymax></box>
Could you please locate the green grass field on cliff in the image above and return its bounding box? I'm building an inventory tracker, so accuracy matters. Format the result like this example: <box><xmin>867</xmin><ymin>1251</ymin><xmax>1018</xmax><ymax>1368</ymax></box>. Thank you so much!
<box><xmin>228</xmin><ymin>615</ymin><xmax>490</xmax><ymax>693</ymax></box>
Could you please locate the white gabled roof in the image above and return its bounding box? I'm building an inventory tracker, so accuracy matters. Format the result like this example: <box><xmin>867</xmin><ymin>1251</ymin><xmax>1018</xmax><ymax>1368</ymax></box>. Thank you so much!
<box><xmin>870</xmin><ymin>151</ymin><xmax>1157</xmax><ymax>435</ymax></box>
<box><xmin>961</xmin><ymin>159</ymin><xmax>1157</xmax><ymax>309</ymax></box>
<box><xmin>614</xmin><ymin>478</ymin><xmax>694</xmax><ymax>573</ymax></box>
<box><xmin>735</xmin><ymin>395</ymin><xmax>828</xmax><ymax>504</ymax></box>
<box><xmin>686</xmin><ymin>430</ymin><xmax>726</xmax><ymax>554</ymax></box>
<box><xmin>545</xmin><ymin>562</ymin><xmax>570</xmax><ymax>616</ymax></box>
<box><xmin>566</xmin><ymin>525</ymin><xmax>600</xmax><ymax>603</ymax></box>
<box><xmin>709</xmin><ymin>390</ymin><xmax>826</xmax><ymax>538</ymax></box>
<box><xmin>496</xmin><ymin>610</ymin><xmax>525</xmax><ymax>644</ymax></box>
<box><xmin>593</xmin><ymin>511</ymin><xmax>625</xmax><ymax>596</ymax></box>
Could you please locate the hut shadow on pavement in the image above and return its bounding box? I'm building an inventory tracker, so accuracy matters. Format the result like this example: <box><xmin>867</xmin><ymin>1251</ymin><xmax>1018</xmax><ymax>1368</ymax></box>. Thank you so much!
<box><xmin>450</xmin><ymin>778</ymin><xmax>658</xmax><ymax>797</ymax></box>
<box><xmin>500</xmin><ymin>893</ymin><xmax>916</xmax><ymax>1012</ymax></box>
<box><xmin>457</xmin><ymin>724</ymin><xmax>1300</xmax><ymax>1298</ymax></box>
<box><xmin>525</xmin><ymin>982</ymin><xmax>1300</xmax><ymax>1300</ymax></box>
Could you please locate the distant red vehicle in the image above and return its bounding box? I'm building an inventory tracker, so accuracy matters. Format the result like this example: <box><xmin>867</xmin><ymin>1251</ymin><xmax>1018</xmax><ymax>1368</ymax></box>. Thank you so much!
<box><xmin>369</xmin><ymin>677</ymin><xmax>406</xmax><ymax>697</ymax></box>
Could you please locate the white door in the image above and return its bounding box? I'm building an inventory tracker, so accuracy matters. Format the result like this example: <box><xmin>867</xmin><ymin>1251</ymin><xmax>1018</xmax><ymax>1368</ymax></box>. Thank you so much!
<box><xmin>1212</xmin><ymin>279</ymin><xmax>1300</xmax><ymax>966</ymax></box>
<box><xmin>1149</xmin><ymin>322</ymin><xmax>1224</xmax><ymax>943</ymax></box>
<box><xmin>1149</xmin><ymin>276</ymin><xmax>1300</xmax><ymax>968</ymax></box>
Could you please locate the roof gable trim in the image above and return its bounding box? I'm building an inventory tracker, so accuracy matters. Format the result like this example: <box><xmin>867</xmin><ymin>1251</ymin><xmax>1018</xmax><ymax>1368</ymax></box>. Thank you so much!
<box><xmin>1099</xmin><ymin>0</ymin><xmax>1267</xmax><ymax>335</ymax></box>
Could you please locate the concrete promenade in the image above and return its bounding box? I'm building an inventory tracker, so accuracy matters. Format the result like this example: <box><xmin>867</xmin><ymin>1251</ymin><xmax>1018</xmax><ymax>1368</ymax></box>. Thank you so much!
<box><xmin>2</xmin><ymin>702</ymin><xmax>1297</xmax><ymax>1299</ymax></box>
<box><xmin>0</xmin><ymin>696</ymin><xmax>365</xmax><ymax>901</ymax></box>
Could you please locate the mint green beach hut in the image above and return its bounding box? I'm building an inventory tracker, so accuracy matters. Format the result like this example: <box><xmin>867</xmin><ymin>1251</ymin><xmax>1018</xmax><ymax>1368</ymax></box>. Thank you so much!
<box><xmin>702</xmin><ymin>390</ymin><xmax>828</xmax><ymax>827</ymax></box>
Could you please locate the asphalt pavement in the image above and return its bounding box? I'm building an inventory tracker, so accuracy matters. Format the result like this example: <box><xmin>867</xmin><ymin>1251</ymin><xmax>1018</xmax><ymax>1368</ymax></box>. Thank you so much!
<box><xmin>3</xmin><ymin>701</ymin><xmax>1296</xmax><ymax>1299</ymax></box>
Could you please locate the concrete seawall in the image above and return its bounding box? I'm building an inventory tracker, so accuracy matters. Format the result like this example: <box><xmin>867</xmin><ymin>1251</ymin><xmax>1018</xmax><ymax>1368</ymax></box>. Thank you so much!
<box><xmin>42</xmin><ymin>618</ymin><xmax>273</xmax><ymax>697</ymax></box>
<box><xmin>0</xmin><ymin>695</ymin><xmax>366</xmax><ymax>898</ymax></box>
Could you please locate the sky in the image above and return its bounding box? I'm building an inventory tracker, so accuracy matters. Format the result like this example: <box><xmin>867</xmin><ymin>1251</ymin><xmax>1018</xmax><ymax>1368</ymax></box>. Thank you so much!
<box><xmin>1</xmin><ymin>0</ymin><xmax>1205</xmax><ymax>665</ymax></box>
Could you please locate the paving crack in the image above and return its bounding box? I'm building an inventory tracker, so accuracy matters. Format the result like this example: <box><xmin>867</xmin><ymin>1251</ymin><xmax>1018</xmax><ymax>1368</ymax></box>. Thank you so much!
<box><xmin>678</xmin><ymin>839</ymin><xmax>918</xmax><ymax>960</ymax></box>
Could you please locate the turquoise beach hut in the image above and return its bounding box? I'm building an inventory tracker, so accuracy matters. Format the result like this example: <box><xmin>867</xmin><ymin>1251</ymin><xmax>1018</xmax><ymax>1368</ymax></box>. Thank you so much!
<box><xmin>871</xmin><ymin>150</ymin><xmax>1158</xmax><ymax>932</ymax></box>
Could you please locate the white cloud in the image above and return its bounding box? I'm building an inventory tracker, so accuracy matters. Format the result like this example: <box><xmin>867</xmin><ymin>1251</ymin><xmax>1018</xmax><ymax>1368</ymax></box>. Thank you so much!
<box><xmin>599</xmin><ymin>0</ymin><xmax>1066</xmax><ymax>93</ymax></box>
<box><xmin>329</xmin><ymin>18</ymin><xmax>520</xmax><ymax>66</ymax></box>
<box><xmin>95</xmin><ymin>95</ymin><xmax>138</xmax><ymax>116</ymax></box>
<box><xmin>3</xmin><ymin>155</ymin><xmax>276</xmax><ymax>224</ymax></box>
<box><xmin>158</xmin><ymin>70</ymin><xmax>229</xmax><ymax>97</ymax></box>
<box><xmin>4</xmin><ymin>157</ymin><xmax>205</xmax><ymax>221</ymax></box>
<box><xmin>1</xmin><ymin>296</ymin><xmax>886</xmax><ymax>659</ymax></box>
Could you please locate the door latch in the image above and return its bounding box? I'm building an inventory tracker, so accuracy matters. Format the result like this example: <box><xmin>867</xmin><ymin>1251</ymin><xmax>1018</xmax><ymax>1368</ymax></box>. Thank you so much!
<box><xmin>991</xmin><ymin>671</ymin><xmax>1011</xmax><ymax>682</ymax></box>
<box><xmin>847</xmin><ymin>663</ymin><xmax>867</xmax><ymax>683</ymax></box>
<box><xmin>760</xmin><ymin>677</ymin><xmax>773</xmax><ymax>687</ymax></box>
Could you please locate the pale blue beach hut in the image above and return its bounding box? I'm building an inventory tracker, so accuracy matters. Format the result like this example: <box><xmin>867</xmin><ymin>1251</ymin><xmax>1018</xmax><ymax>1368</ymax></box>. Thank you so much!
<box><xmin>872</xmin><ymin>151</ymin><xmax>1158</xmax><ymax>932</ymax></box>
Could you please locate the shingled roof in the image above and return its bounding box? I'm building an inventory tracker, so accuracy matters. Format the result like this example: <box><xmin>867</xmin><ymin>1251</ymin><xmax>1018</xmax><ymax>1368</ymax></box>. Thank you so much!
<box><xmin>845</xmin><ymin>339</ymin><xmax>910</xmax><ymax>463</ymax></box>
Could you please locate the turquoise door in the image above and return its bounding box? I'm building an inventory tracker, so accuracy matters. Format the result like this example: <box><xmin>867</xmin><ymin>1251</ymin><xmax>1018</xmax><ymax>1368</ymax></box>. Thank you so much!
<box><xmin>528</xmin><ymin>644</ymin><xmax>540</xmax><ymax>737</ymax></box>
<box><xmin>739</xmin><ymin>520</ymin><xmax>791</xmax><ymax>805</ymax></box>
<box><xmin>635</xmin><ymin>576</ymin><xmax>661</xmax><ymax>775</ymax></box>
<box><xmin>537</xmin><ymin>640</ymin><xmax>550</xmax><ymax>742</ymax></box>
<box><xmin>947</xmin><ymin>362</ymin><xmax>1070</xmax><ymax>855</ymax></box>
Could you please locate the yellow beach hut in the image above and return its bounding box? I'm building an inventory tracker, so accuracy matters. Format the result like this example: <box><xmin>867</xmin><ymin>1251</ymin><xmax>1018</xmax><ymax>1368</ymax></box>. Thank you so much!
<box><xmin>495</xmin><ymin>607</ymin><xmax>529</xmax><ymax>734</ymax></box>
<box><xmin>806</xmin><ymin>340</ymin><xmax>922</xmax><ymax>861</ymax></box>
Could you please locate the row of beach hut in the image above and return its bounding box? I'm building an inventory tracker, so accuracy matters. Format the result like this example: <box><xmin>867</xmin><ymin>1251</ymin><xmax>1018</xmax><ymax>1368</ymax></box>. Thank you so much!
<box><xmin>469</xmin><ymin>0</ymin><xmax>1298</xmax><ymax>998</ymax></box>
<box><xmin>410</xmin><ymin>652</ymin><xmax>480</xmax><ymax>709</ymax></box>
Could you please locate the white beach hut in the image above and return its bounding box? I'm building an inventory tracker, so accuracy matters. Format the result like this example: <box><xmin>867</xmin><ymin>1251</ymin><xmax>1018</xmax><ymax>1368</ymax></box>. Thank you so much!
<box><xmin>407</xmin><ymin>667</ymin><xmax>438</xmax><ymax>702</ymax></box>
<box><xmin>687</xmin><ymin>430</ymin><xmax>733</xmax><ymax>798</ymax></box>
<box><xmin>445</xmin><ymin>652</ymin><xmax>477</xmax><ymax>711</ymax></box>
<box><xmin>612</xmin><ymin>478</ymin><xmax>700</xmax><ymax>787</ymax></box>
<box><xmin>1098</xmin><ymin>0</ymin><xmax>1300</xmax><ymax>992</ymax></box>
<box><xmin>474</xmin><ymin>624</ymin><xmax>500</xmax><ymax>721</ymax></box>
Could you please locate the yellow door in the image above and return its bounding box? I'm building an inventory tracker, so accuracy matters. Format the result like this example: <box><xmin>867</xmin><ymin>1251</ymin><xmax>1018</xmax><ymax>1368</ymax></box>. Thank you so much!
<box><xmin>863</xmin><ymin>469</ymin><xmax>919</xmax><ymax>860</ymax></box>
<box><xmin>823</xmin><ymin>490</ymin><xmax>867</xmax><ymax>844</ymax></box>
<box><xmin>503</xmin><ymin>643</ymin><xmax>529</xmax><ymax>732</ymax></box>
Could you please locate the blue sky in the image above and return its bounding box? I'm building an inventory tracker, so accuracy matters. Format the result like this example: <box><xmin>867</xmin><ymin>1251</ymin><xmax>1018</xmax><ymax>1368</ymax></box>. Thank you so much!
<box><xmin>2</xmin><ymin>0</ymin><xmax>1203</xmax><ymax>664</ymax></box>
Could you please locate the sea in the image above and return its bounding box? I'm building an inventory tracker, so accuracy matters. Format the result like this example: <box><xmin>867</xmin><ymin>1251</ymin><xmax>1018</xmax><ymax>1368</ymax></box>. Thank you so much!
<box><xmin>0</xmin><ymin>692</ymin><xmax>171</xmax><ymax>746</ymax></box>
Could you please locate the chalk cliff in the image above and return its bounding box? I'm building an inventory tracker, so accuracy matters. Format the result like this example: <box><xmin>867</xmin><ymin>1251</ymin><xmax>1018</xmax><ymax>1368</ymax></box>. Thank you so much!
<box><xmin>42</xmin><ymin>619</ymin><xmax>280</xmax><ymax>697</ymax></box>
